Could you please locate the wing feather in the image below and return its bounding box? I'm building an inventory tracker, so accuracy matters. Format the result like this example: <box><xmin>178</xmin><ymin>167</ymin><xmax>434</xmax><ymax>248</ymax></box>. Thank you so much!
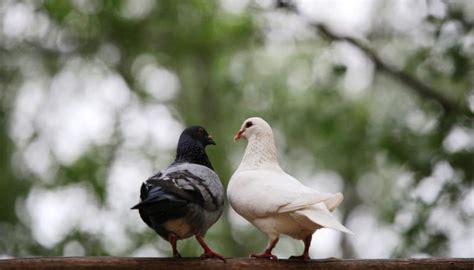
<box><xmin>229</xmin><ymin>169</ymin><xmax>343</xmax><ymax>217</ymax></box>
<box><xmin>133</xmin><ymin>164</ymin><xmax>223</xmax><ymax>211</ymax></box>
<box><xmin>291</xmin><ymin>203</ymin><xmax>354</xmax><ymax>234</ymax></box>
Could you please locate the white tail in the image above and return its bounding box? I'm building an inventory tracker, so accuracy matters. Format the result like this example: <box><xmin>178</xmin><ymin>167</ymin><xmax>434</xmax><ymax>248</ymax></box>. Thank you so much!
<box><xmin>292</xmin><ymin>202</ymin><xmax>354</xmax><ymax>235</ymax></box>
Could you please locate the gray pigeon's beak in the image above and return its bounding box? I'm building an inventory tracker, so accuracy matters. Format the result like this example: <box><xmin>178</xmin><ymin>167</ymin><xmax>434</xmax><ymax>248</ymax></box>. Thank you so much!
<box><xmin>207</xmin><ymin>135</ymin><xmax>216</xmax><ymax>145</ymax></box>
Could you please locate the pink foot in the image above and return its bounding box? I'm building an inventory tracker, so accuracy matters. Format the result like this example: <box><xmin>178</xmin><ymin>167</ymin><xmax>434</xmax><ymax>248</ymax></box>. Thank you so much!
<box><xmin>200</xmin><ymin>250</ymin><xmax>226</xmax><ymax>262</ymax></box>
<box><xmin>289</xmin><ymin>234</ymin><xmax>312</xmax><ymax>261</ymax></box>
<box><xmin>195</xmin><ymin>235</ymin><xmax>226</xmax><ymax>262</ymax></box>
<box><xmin>250</xmin><ymin>252</ymin><xmax>278</xmax><ymax>260</ymax></box>
<box><xmin>168</xmin><ymin>233</ymin><xmax>182</xmax><ymax>258</ymax></box>
<box><xmin>250</xmin><ymin>237</ymin><xmax>279</xmax><ymax>260</ymax></box>
<box><xmin>289</xmin><ymin>254</ymin><xmax>310</xmax><ymax>261</ymax></box>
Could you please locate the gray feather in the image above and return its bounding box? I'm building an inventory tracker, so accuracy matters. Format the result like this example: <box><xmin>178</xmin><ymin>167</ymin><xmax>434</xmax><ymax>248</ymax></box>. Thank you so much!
<box><xmin>160</xmin><ymin>163</ymin><xmax>224</xmax><ymax>210</ymax></box>
<box><xmin>143</xmin><ymin>163</ymin><xmax>224</xmax><ymax>237</ymax></box>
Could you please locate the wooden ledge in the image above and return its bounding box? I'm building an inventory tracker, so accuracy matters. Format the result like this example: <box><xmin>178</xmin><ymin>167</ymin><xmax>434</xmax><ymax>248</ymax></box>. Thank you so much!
<box><xmin>0</xmin><ymin>257</ymin><xmax>473</xmax><ymax>270</ymax></box>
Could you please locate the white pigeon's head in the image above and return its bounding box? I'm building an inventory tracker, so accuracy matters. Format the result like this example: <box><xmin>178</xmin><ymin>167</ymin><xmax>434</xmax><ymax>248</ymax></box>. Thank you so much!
<box><xmin>234</xmin><ymin>117</ymin><xmax>273</xmax><ymax>141</ymax></box>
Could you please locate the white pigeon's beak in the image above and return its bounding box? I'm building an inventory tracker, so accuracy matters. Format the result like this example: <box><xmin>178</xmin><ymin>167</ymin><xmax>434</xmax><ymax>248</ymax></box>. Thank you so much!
<box><xmin>233</xmin><ymin>129</ymin><xmax>244</xmax><ymax>141</ymax></box>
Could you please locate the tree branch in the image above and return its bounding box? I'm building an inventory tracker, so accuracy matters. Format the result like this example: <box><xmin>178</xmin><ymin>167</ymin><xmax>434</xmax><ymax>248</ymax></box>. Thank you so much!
<box><xmin>275</xmin><ymin>0</ymin><xmax>473</xmax><ymax>118</ymax></box>
<box><xmin>0</xmin><ymin>257</ymin><xmax>473</xmax><ymax>270</ymax></box>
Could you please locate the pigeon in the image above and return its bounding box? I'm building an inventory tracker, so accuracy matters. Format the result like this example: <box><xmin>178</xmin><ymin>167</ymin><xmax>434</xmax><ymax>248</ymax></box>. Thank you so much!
<box><xmin>228</xmin><ymin>117</ymin><xmax>353</xmax><ymax>261</ymax></box>
<box><xmin>132</xmin><ymin>126</ymin><xmax>225</xmax><ymax>261</ymax></box>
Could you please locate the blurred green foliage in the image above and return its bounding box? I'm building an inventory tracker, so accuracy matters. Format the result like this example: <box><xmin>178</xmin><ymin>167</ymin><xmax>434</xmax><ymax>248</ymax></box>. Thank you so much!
<box><xmin>0</xmin><ymin>0</ymin><xmax>473</xmax><ymax>259</ymax></box>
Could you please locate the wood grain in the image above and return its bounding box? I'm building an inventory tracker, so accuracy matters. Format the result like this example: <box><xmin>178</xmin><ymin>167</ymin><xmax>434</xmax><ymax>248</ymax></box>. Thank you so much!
<box><xmin>0</xmin><ymin>257</ymin><xmax>473</xmax><ymax>270</ymax></box>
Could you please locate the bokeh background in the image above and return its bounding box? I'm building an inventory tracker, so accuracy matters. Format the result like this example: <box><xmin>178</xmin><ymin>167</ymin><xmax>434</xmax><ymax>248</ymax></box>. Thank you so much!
<box><xmin>0</xmin><ymin>0</ymin><xmax>473</xmax><ymax>259</ymax></box>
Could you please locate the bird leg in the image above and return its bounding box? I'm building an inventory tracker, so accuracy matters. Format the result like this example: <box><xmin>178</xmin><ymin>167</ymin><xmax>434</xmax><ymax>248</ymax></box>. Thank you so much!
<box><xmin>250</xmin><ymin>237</ymin><xmax>279</xmax><ymax>260</ymax></box>
<box><xmin>289</xmin><ymin>234</ymin><xmax>312</xmax><ymax>261</ymax></box>
<box><xmin>168</xmin><ymin>233</ymin><xmax>181</xmax><ymax>258</ymax></box>
<box><xmin>195</xmin><ymin>235</ymin><xmax>226</xmax><ymax>262</ymax></box>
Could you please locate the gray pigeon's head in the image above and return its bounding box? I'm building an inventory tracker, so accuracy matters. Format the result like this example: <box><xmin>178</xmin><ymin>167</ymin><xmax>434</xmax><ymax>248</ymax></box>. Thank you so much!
<box><xmin>174</xmin><ymin>126</ymin><xmax>216</xmax><ymax>170</ymax></box>
<box><xmin>182</xmin><ymin>126</ymin><xmax>216</xmax><ymax>147</ymax></box>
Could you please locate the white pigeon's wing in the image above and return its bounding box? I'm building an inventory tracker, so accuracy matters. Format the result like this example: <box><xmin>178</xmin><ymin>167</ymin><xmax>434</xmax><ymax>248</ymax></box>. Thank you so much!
<box><xmin>278</xmin><ymin>188</ymin><xmax>343</xmax><ymax>213</ymax></box>
<box><xmin>291</xmin><ymin>203</ymin><xmax>354</xmax><ymax>234</ymax></box>
<box><xmin>230</xmin><ymin>169</ymin><xmax>343</xmax><ymax>217</ymax></box>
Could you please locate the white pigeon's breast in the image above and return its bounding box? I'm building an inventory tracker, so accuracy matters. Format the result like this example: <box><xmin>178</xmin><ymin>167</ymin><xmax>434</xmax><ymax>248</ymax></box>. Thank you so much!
<box><xmin>227</xmin><ymin>169</ymin><xmax>270</xmax><ymax>221</ymax></box>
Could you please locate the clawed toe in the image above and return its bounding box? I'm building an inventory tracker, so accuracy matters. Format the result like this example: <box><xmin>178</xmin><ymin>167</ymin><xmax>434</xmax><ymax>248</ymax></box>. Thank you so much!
<box><xmin>289</xmin><ymin>255</ymin><xmax>310</xmax><ymax>261</ymax></box>
<box><xmin>195</xmin><ymin>235</ymin><xmax>226</xmax><ymax>262</ymax></box>
<box><xmin>250</xmin><ymin>253</ymin><xmax>278</xmax><ymax>260</ymax></box>
<box><xmin>201</xmin><ymin>252</ymin><xmax>226</xmax><ymax>262</ymax></box>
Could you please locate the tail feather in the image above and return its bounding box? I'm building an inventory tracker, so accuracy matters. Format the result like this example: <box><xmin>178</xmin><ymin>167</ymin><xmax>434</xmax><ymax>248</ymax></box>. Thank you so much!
<box><xmin>325</xmin><ymin>192</ymin><xmax>343</xmax><ymax>212</ymax></box>
<box><xmin>292</xmin><ymin>202</ymin><xmax>354</xmax><ymax>235</ymax></box>
<box><xmin>131</xmin><ymin>182</ymin><xmax>151</xmax><ymax>209</ymax></box>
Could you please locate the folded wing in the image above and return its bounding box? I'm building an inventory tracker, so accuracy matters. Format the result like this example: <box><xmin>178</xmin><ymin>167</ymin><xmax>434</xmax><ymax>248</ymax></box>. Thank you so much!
<box><xmin>234</xmin><ymin>169</ymin><xmax>352</xmax><ymax>234</ymax></box>
<box><xmin>235</xmin><ymin>170</ymin><xmax>341</xmax><ymax>215</ymax></box>
<box><xmin>132</xmin><ymin>164</ymin><xmax>223</xmax><ymax>212</ymax></box>
<box><xmin>291</xmin><ymin>203</ymin><xmax>353</xmax><ymax>234</ymax></box>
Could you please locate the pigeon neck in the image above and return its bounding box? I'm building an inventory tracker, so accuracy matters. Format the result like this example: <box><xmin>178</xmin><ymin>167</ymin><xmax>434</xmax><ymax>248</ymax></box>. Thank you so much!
<box><xmin>174</xmin><ymin>135</ymin><xmax>214</xmax><ymax>170</ymax></box>
<box><xmin>239</xmin><ymin>132</ymin><xmax>279</xmax><ymax>170</ymax></box>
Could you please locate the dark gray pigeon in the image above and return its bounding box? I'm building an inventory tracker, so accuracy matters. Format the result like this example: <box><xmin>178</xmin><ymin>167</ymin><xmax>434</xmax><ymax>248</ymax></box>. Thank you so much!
<box><xmin>131</xmin><ymin>126</ymin><xmax>225</xmax><ymax>261</ymax></box>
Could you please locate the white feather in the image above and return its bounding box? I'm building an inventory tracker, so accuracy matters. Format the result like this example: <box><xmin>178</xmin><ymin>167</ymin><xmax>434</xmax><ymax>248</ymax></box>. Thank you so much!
<box><xmin>228</xmin><ymin>117</ymin><xmax>353</xmax><ymax>242</ymax></box>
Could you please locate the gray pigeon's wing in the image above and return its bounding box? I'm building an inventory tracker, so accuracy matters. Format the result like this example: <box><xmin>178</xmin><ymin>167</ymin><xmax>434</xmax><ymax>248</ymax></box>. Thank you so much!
<box><xmin>147</xmin><ymin>163</ymin><xmax>224</xmax><ymax>211</ymax></box>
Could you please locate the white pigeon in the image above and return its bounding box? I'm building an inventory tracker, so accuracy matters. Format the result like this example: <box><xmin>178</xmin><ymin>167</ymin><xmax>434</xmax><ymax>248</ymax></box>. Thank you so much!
<box><xmin>227</xmin><ymin>117</ymin><xmax>353</xmax><ymax>261</ymax></box>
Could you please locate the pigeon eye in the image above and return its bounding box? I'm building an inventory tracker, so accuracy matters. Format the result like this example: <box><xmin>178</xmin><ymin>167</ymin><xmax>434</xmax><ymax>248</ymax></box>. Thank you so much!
<box><xmin>245</xmin><ymin>121</ymin><xmax>253</xmax><ymax>128</ymax></box>
<box><xmin>197</xmin><ymin>128</ymin><xmax>204</xmax><ymax>135</ymax></box>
